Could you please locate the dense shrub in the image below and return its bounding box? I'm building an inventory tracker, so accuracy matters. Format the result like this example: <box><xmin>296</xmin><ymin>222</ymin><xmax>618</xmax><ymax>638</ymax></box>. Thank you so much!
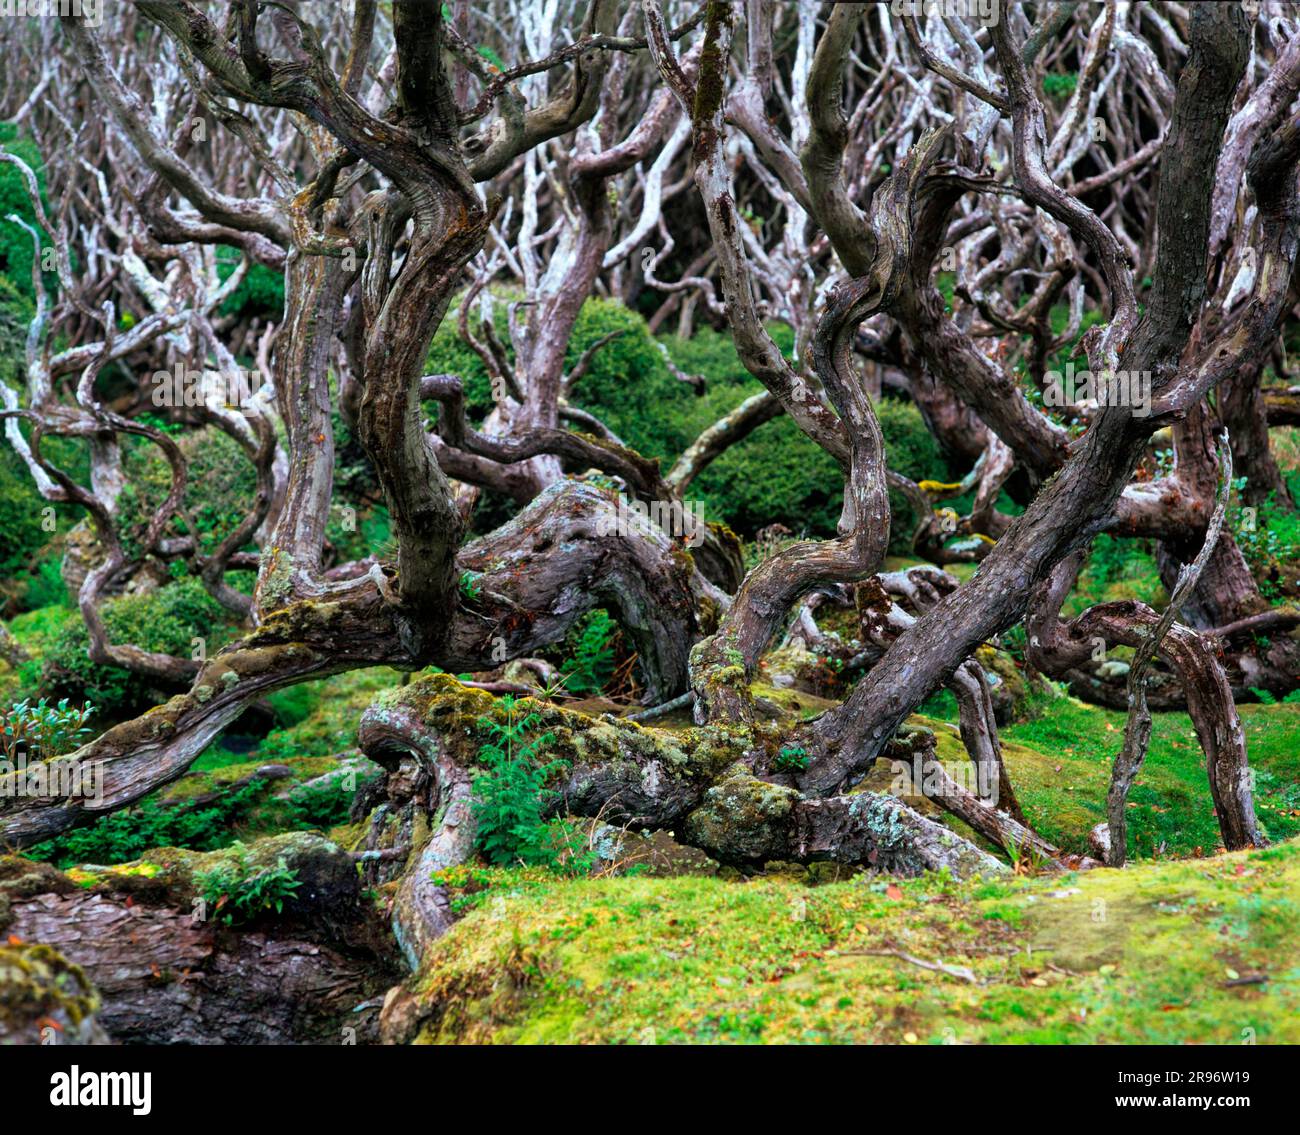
<box><xmin>879</xmin><ymin>396</ymin><xmax>946</xmax><ymax>553</ymax></box>
<box><xmin>181</xmin><ymin>428</ymin><xmax>262</xmax><ymax>556</ymax></box>
<box><xmin>427</xmin><ymin>294</ymin><xmax>695</xmax><ymax>461</ymax></box>
<box><xmin>43</xmin><ymin>576</ymin><xmax>232</xmax><ymax>713</ymax></box>
<box><xmin>564</xmin><ymin>300</ymin><xmax>698</xmax><ymax>459</ymax></box>
<box><xmin>0</xmin><ymin>440</ymin><xmax>50</xmax><ymax>580</ymax></box>
<box><xmin>0</xmin><ymin>273</ymin><xmax>33</xmax><ymax>384</ymax></box>
<box><xmin>669</xmin><ymin>330</ymin><xmax>944</xmax><ymax>541</ymax></box>
<box><xmin>694</xmin><ymin>414</ymin><xmax>844</xmax><ymax>537</ymax></box>
<box><xmin>427</xmin><ymin>300</ymin><xmax>951</xmax><ymax>542</ymax></box>
<box><xmin>0</xmin><ymin>284</ymin><xmax>84</xmax><ymax>609</ymax></box>
<box><xmin>113</xmin><ymin>426</ymin><xmax>261</xmax><ymax>562</ymax></box>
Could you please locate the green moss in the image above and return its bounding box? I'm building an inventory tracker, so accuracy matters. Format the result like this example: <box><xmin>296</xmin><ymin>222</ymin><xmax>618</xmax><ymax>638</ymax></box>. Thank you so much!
<box><xmin>248</xmin><ymin>668</ymin><xmax>407</xmax><ymax>765</ymax></box>
<box><xmin>40</xmin><ymin>576</ymin><xmax>234</xmax><ymax>713</ymax></box>
<box><xmin>404</xmin><ymin>839</ymin><xmax>1300</xmax><ymax>1044</ymax></box>
<box><xmin>682</xmin><ymin>764</ymin><xmax>799</xmax><ymax>863</ymax></box>
<box><xmin>997</xmin><ymin>696</ymin><xmax>1300</xmax><ymax>858</ymax></box>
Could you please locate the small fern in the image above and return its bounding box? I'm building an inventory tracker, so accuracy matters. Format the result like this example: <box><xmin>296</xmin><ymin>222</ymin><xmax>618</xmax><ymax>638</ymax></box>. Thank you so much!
<box><xmin>560</xmin><ymin>610</ymin><xmax>617</xmax><ymax>696</ymax></box>
<box><xmin>470</xmin><ymin>696</ymin><xmax>569</xmax><ymax>866</ymax></box>
<box><xmin>196</xmin><ymin>842</ymin><xmax>301</xmax><ymax>925</ymax></box>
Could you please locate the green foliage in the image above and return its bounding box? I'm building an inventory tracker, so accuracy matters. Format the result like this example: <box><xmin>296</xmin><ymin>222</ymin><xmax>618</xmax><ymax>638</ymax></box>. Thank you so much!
<box><xmin>0</xmin><ymin>272</ymin><xmax>33</xmax><ymax>384</ymax></box>
<box><xmin>326</xmin><ymin>500</ymin><xmax>391</xmax><ymax>565</ymax></box>
<box><xmin>674</xmin><ymin>332</ymin><xmax>945</xmax><ymax>540</ymax></box>
<box><xmin>283</xmin><ymin>771</ymin><xmax>377</xmax><ymax>829</ymax></box>
<box><xmin>215</xmin><ymin>245</ymin><xmax>284</xmax><ymax>319</ymax></box>
<box><xmin>0</xmin><ymin>280</ymin><xmax>75</xmax><ymax>597</ymax></box>
<box><xmin>0</xmin><ymin>126</ymin><xmax>55</xmax><ymax>299</ymax></box>
<box><xmin>242</xmin><ymin>669</ymin><xmax>402</xmax><ymax>765</ymax></box>
<box><xmin>196</xmin><ymin>840</ymin><xmax>302</xmax><ymax>924</ymax></box>
<box><xmin>114</xmin><ymin>426</ymin><xmax>260</xmax><ymax>564</ymax></box>
<box><xmin>427</xmin><ymin>294</ymin><xmax>690</xmax><ymax>461</ymax></box>
<box><xmin>424</xmin><ymin>300</ymin><xmax>951</xmax><ymax>542</ymax></box>
<box><xmin>179</xmin><ymin>428</ymin><xmax>261</xmax><ymax>556</ymax></box>
<box><xmin>540</xmin><ymin>818</ymin><xmax>606</xmax><ymax>879</ymax></box>
<box><xmin>1</xmin><ymin>696</ymin><xmax>94</xmax><ymax>762</ymax></box>
<box><xmin>0</xmin><ymin>436</ymin><xmax>53</xmax><ymax>581</ymax></box>
<box><xmin>560</xmin><ymin>609</ymin><xmax>617</xmax><ymax>696</ymax></box>
<box><xmin>1064</xmin><ymin>533</ymin><xmax>1166</xmax><ymax>615</ymax></box>
<box><xmin>662</xmin><ymin>324</ymin><xmax>846</xmax><ymax>538</ymax></box>
<box><xmin>263</xmin><ymin>683</ymin><xmax>319</xmax><ymax>730</ymax></box>
<box><xmin>774</xmin><ymin>745</ymin><xmax>809</xmax><ymax>773</ymax></box>
<box><xmin>694</xmin><ymin>412</ymin><xmax>844</xmax><ymax>537</ymax></box>
<box><xmin>1231</xmin><ymin>481</ymin><xmax>1300</xmax><ymax>600</ymax></box>
<box><xmin>878</xmin><ymin>397</ymin><xmax>945</xmax><ymax>553</ymax></box>
<box><xmin>1088</xmin><ymin>532</ymin><xmax>1145</xmax><ymax>587</ymax></box>
<box><xmin>1042</xmin><ymin>72</ymin><xmax>1079</xmax><ymax>100</ymax></box>
<box><xmin>459</xmin><ymin>570</ymin><xmax>483</xmax><ymax>601</ymax></box>
<box><xmin>26</xmin><ymin>780</ymin><xmax>270</xmax><ymax>869</ymax></box>
<box><xmin>43</xmin><ymin>577</ymin><xmax>231</xmax><ymax>713</ymax></box>
<box><xmin>17</xmin><ymin>558</ymin><xmax>69</xmax><ymax>612</ymax></box>
<box><xmin>470</xmin><ymin>696</ymin><xmax>569</xmax><ymax>867</ymax></box>
<box><xmin>564</xmin><ymin>300</ymin><xmax>695</xmax><ymax>459</ymax></box>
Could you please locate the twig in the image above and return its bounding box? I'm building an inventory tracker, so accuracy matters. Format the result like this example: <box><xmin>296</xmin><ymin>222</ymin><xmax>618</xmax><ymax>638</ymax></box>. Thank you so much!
<box><xmin>625</xmin><ymin>690</ymin><xmax>695</xmax><ymax>724</ymax></box>
<box><xmin>838</xmin><ymin>947</ymin><xmax>980</xmax><ymax>985</ymax></box>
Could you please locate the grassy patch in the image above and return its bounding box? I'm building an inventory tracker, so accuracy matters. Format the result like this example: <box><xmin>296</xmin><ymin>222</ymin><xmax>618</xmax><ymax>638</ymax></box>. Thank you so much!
<box><xmin>996</xmin><ymin>695</ymin><xmax>1300</xmax><ymax>858</ymax></box>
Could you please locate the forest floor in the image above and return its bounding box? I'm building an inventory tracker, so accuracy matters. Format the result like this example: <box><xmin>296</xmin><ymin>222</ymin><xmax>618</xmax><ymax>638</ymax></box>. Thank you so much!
<box><xmin>401</xmin><ymin>838</ymin><xmax>1300</xmax><ymax>1044</ymax></box>
<box><xmin>6</xmin><ymin>590</ymin><xmax>1300</xmax><ymax>1043</ymax></box>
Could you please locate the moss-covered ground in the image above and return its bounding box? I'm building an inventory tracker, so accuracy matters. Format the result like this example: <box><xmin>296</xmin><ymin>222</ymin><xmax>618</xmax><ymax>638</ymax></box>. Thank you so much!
<box><xmin>406</xmin><ymin>839</ymin><xmax>1300</xmax><ymax>1044</ymax></box>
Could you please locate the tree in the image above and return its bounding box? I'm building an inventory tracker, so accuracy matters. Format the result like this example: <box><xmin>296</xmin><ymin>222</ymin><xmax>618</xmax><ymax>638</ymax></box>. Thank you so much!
<box><xmin>1</xmin><ymin>0</ymin><xmax>1297</xmax><ymax>1041</ymax></box>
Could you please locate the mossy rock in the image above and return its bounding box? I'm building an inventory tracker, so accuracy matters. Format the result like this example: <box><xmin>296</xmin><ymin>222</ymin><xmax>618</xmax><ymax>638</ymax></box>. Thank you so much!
<box><xmin>682</xmin><ymin>764</ymin><xmax>799</xmax><ymax>864</ymax></box>
<box><xmin>67</xmin><ymin>831</ymin><xmax>363</xmax><ymax>934</ymax></box>
<box><xmin>0</xmin><ymin>941</ymin><xmax>108</xmax><ymax>1044</ymax></box>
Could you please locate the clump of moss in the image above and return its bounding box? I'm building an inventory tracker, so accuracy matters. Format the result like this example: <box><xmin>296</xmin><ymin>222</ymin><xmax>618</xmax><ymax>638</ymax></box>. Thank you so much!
<box><xmin>683</xmin><ymin>764</ymin><xmax>799</xmax><ymax>863</ymax></box>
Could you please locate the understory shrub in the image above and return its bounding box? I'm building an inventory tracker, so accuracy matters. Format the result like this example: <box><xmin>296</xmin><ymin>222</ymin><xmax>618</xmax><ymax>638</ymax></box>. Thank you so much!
<box><xmin>0</xmin><ymin>126</ymin><xmax>55</xmax><ymax>299</ymax></box>
<box><xmin>25</xmin><ymin>779</ymin><xmax>271</xmax><ymax>868</ymax></box>
<box><xmin>559</xmin><ymin>609</ymin><xmax>617</xmax><ymax>696</ymax></box>
<box><xmin>42</xmin><ymin>576</ymin><xmax>232</xmax><ymax>713</ymax></box>
<box><xmin>1</xmin><ymin>696</ymin><xmax>94</xmax><ymax>761</ymax></box>
<box><xmin>424</xmin><ymin>299</ymin><xmax>954</xmax><ymax>544</ymax></box>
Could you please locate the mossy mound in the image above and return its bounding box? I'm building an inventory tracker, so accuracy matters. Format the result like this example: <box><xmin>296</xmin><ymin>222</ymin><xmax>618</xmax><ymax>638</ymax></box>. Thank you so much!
<box><xmin>404</xmin><ymin>838</ymin><xmax>1300</xmax><ymax>1044</ymax></box>
<box><xmin>59</xmin><ymin>830</ymin><xmax>362</xmax><ymax>935</ymax></box>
